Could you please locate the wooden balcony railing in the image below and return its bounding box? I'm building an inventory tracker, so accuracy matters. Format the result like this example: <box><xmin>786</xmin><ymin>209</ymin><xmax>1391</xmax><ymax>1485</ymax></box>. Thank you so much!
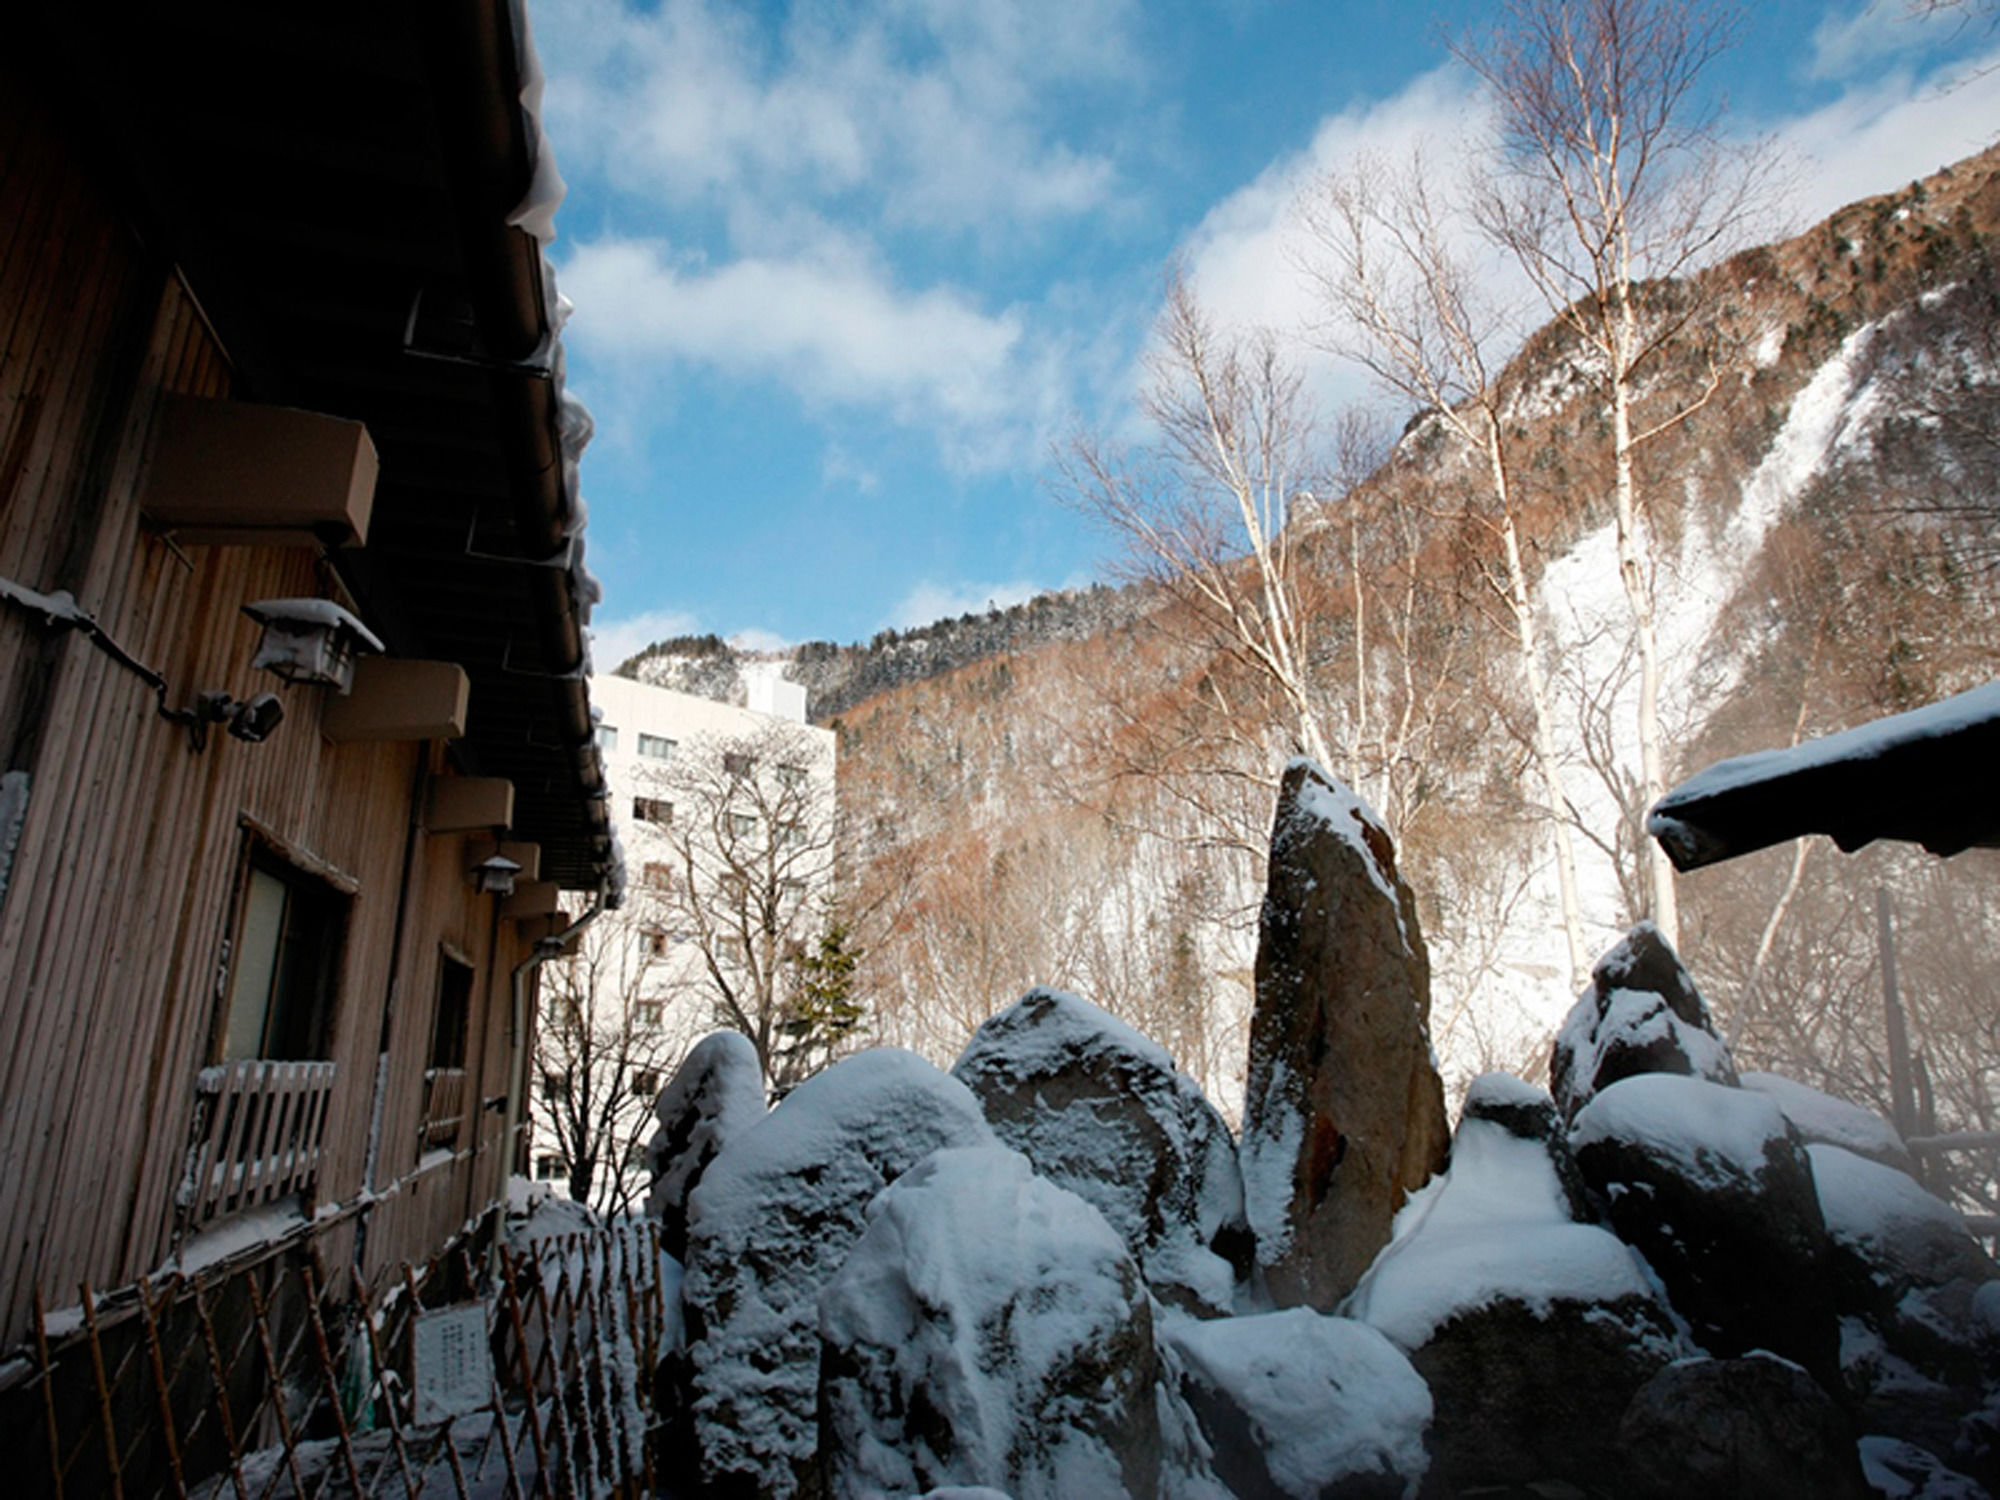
<box><xmin>179</xmin><ymin>1059</ymin><xmax>337</xmax><ymax>1228</ymax></box>
<box><xmin>420</xmin><ymin>1066</ymin><xmax>468</xmax><ymax>1150</ymax></box>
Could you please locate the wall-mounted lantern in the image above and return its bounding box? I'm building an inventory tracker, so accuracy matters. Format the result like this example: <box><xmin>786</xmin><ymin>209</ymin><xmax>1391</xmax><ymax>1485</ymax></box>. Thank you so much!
<box><xmin>243</xmin><ymin>598</ymin><xmax>384</xmax><ymax>694</ymax></box>
<box><xmin>472</xmin><ymin>853</ymin><xmax>523</xmax><ymax>897</ymax></box>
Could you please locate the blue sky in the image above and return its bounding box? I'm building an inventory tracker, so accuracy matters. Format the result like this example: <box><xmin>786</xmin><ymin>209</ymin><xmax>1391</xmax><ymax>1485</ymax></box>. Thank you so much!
<box><xmin>527</xmin><ymin>0</ymin><xmax>2000</xmax><ymax>665</ymax></box>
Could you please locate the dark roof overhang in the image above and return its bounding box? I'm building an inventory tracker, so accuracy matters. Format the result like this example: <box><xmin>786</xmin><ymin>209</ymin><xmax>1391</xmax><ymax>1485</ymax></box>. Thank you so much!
<box><xmin>29</xmin><ymin>1</ymin><xmax>613</xmax><ymax>889</ymax></box>
<box><xmin>1648</xmin><ymin>680</ymin><xmax>2000</xmax><ymax>872</ymax></box>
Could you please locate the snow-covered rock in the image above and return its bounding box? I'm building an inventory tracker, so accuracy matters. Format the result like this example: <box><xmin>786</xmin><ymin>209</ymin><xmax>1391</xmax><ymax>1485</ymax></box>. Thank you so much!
<box><xmin>1241</xmin><ymin>759</ymin><xmax>1450</xmax><ymax>1310</ymax></box>
<box><xmin>1347</xmin><ymin>1074</ymin><xmax>1684</xmax><ymax>1494</ymax></box>
<box><xmin>1551</xmin><ymin>922</ymin><xmax>1737</xmax><ymax>1122</ymax></box>
<box><xmin>644</xmin><ymin>1029</ymin><xmax>767</xmax><ymax>1259</ymax></box>
<box><xmin>1163</xmin><ymin>1307</ymin><xmax>1430</xmax><ymax>1500</ymax></box>
<box><xmin>1811</xmin><ymin>1143</ymin><xmax>2000</xmax><ymax>1469</ymax></box>
<box><xmin>1859</xmin><ymin>1435</ymin><xmax>1995</xmax><ymax>1499</ymax></box>
<box><xmin>1616</xmin><ymin>1354</ymin><xmax>1870</xmax><ymax>1499</ymax></box>
<box><xmin>1570</xmin><ymin>1073</ymin><xmax>1840</xmax><ymax>1386</ymax></box>
<box><xmin>819</xmin><ymin>1146</ymin><xmax>1177</xmax><ymax>1500</ymax></box>
<box><xmin>1744</xmin><ymin>1071</ymin><xmax>1913</xmax><ymax>1172</ymax></box>
<box><xmin>952</xmin><ymin>987</ymin><xmax>1249</xmax><ymax>1315</ymax></box>
<box><xmin>680</xmin><ymin>1049</ymin><xmax>997</xmax><ymax>1499</ymax></box>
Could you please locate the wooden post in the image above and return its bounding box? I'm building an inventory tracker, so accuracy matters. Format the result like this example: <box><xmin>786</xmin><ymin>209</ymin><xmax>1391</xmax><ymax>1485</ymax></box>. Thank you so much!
<box><xmin>1878</xmin><ymin>887</ymin><xmax>1918</xmax><ymax>1139</ymax></box>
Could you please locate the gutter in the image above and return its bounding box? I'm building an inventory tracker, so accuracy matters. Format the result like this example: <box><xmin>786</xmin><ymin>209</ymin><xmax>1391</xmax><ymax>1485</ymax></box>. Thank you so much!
<box><xmin>500</xmin><ymin>886</ymin><xmax>608</xmax><ymax>1187</ymax></box>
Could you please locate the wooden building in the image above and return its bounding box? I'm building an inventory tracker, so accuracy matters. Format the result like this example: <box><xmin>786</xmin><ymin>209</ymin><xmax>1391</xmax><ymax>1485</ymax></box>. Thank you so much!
<box><xmin>0</xmin><ymin>0</ymin><xmax>618</xmax><ymax>1433</ymax></box>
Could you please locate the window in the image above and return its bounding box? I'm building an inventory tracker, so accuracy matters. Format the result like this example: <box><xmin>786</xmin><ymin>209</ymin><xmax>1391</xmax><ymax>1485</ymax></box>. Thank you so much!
<box><xmin>638</xmin><ymin>733</ymin><xmax>677</xmax><ymax>761</ymax></box>
<box><xmin>634</xmin><ymin>999</ymin><xmax>663</xmax><ymax>1029</ymax></box>
<box><xmin>222</xmin><ymin>850</ymin><xmax>347</xmax><ymax>1061</ymax></box>
<box><xmin>723</xmin><ymin>751</ymin><xmax>755</xmax><ymax>778</ymax></box>
<box><xmin>641</xmin><ymin>928</ymin><xmax>668</xmax><ymax>959</ymax></box>
<box><xmin>775</xmin><ymin>764</ymin><xmax>808</xmax><ymax>790</ymax></box>
<box><xmin>720</xmin><ymin>935</ymin><xmax>748</xmax><ymax>968</ymax></box>
<box><xmin>642</xmin><ymin>861</ymin><xmax>672</xmax><ymax>890</ymax></box>
<box><xmin>630</xmin><ymin>1068</ymin><xmax>660</xmax><ymax>1098</ymax></box>
<box><xmin>728</xmin><ymin>811</ymin><xmax>756</xmax><ymax>839</ymax></box>
<box><xmin>542</xmin><ymin>1071</ymin><xmax>571</xmax><ymax>1104</ymax></box>
<box><xmin>429</xmin><ymin>954</ymin><xmax>472</xmax><ymax>1070</ymax></box>
<box><xmin>774</xmin><ymin>820</ymin><xmax>805</xmax><ymax>849</ymax></box>
<box><xmin>633</xmin><ymin>796</ymin><xmax>673</xmax><ymax>825</ymax></box>
<box><xmin>535</xmin><ymin>1154</ymin><xmax>566</xmax><ymax>1181</ymax></box>
<box><xmin>780</xmin><ymin>877</ymin><xmax>808</xmax><ymax>907</ymax></box>
<box><xmin>595</xmin><ymin>724</ymin><xmax>618</xmax><ymax>752</ymax></box>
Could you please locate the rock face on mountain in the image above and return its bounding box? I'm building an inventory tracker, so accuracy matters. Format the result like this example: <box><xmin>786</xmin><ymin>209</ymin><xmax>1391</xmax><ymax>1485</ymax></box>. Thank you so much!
<box><xmin>1570</xmin><ymin>1073</ymin><xmax>1841</xmax><ymax>1388</ymax></box>
<box><xmin>1551</xmin><ymin>922</ymin><xmax>1737</xmax><ymax>1122</ymax></box>
<box><xmin>644</xmin><ymin>1029</ymin><xmax>767</xmax><ymax>1260</ymax></box>
<box><xmin>1347</xmin><ymin>1073</ymin><xmax>1687</xmax><ymax>1496</ymax></box>
<box><xmin>678</xmin><ymin>1049</ymin><xmax>995</xmax><ymax>1499</ymax></box>
<box><xmin>952</xmin><ymin>987</ymin><xmax>1251</xmax><ymax>1315</ymax></box>
<box><xmin>1240</xmin><ymin>760</ymin><xmax>1451</xmax><ymax>1311</ymax></box>
<box><xmin>819</xmin><ymin>1146</ymin><xmax>1174</xmax><ymax>1500</ymax></box>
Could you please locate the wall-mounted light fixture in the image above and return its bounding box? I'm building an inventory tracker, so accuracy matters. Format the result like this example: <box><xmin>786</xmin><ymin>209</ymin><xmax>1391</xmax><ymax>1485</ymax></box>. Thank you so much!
<box><xmin>473</xmin><ymin>854</ymin><xmax>523</xmax><ymax>896</ymax></box>
<box><xmin>243</xmin><ymin>598</ymin><xmax>384</xmax><ymax>694</ymax></box>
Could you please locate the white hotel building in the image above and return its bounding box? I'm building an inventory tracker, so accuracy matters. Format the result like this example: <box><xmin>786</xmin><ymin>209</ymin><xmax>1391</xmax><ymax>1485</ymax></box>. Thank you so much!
<box><xmin>530</xmin><ymin>668</ymin><xmax>836</xmax><ymax>1207</ymax></box>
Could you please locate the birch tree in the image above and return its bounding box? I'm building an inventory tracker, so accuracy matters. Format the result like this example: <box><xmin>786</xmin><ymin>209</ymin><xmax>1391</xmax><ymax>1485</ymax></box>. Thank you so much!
<box><xmin>1064</xmin><ymin>272</ymin><xmax>1337</xmax><ymax>777</ymax></box>
<box><xmin>1458</xmin><ymin>0</ymin><xmax>1773</xmax><ymax>944</ymax></box>
<box><xmin>1300</xmin><ymin>153</ymin><xmax>1594</xmax><ymax>989</ymax></box>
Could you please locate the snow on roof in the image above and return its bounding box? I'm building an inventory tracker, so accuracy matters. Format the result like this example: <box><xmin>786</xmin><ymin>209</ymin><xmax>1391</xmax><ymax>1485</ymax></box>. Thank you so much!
<box><xmin>242</xmin><ymin>597</ymin><xmax>385</xmax><ymax>651</ymax></box>
<box><xmin>1648</xmin><ymin>679</ymin><xmax>2000</xmax><ymax>870</ymax></box>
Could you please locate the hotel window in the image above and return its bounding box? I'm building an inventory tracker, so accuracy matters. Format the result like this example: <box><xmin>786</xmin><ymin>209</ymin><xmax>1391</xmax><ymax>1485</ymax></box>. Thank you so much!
<box><xmin>728</xmin><ymin>811</ymin><xmax>756</xmax><ymax>839</ymax></box>
<box><xmin>595</xmin><ymin>724</ymin><xmax>618</xmax><ymax>752</ymax></box>
<box><xmin>221</xmin><ymin>851</ymin><xmax>347</xmax><ymax>1061</ymax></box>
<box><xmin>536</xmin><ymin>1154</ymin><xmax>566</xmax><ymax>1181</ymax></box>
<box><xmin>630</xmin><ymin>1068</ymin><xmax>660</xmax><ymax>1098</ymax></box>
<box><xmin>634</xmin><ymin>797</ymin><xmax>673</xmax><ymax>825</ymax></box>
<box><xmin>638</xmin><ymin>733</ymin><xmax>676</xmax><ymax>761</ymax></box>
<box><xmin>641</xmin><ymin>928</ymin><xmax>669</xmax><ymax>959</ymax></box>
<box><xmin>723</xmin><ymin>751</ymin><xmax>755</xmax><ymax>778</ymax></box>
<box><xmin>643</xmin><ymin>861</ymin><xmax>672</xmax><ymax>890</ymax></box>
<box><xmin>775</xmin><ymin>763</ymin><xmax>808</xmax><ymax>790</ymax></box>
<box><xmin>634</xmin><ymin>999</ymin><xmax>663</xmax><ymax>1029</ymax></box>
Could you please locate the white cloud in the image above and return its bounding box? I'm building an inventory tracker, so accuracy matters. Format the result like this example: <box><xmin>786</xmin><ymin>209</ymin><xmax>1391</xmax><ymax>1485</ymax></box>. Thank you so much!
<box><xmin>529</xmin><ymin>0</ymin><xmax>1136</xmax><ymax>236</ymax></box>
<box><xmin>888</xmin><ymin>578</ymin><xmax>1046</xmax><ymax>630</ymax></box>
<box><xmin>561</xmin><ymin>234</ymin><xmax>1062</xmax><ymax>468</ymax></box>
<box><xmin>1178</xmin><ymin>66</ymin><xmax>1493</xmax><ymax>345</ymax></box>
<box><xmin>1808</xmin><ymin>0</ymin><xmax>1967</xmax><ymax>80</ymax></box>
<box><xmin>1766</xmin><ymin>45</ymin><xmax>2000</xmax><ymax>227</ymax></box>
<box><xmin>1160</xmin><ymin>41</ymin><xmax>2000</xmax><ymax>426</ymax></box>
<box><xmin>587</xmin><ymin>607</ymin><xmax>698</xmax><ymax>671</ymax></box>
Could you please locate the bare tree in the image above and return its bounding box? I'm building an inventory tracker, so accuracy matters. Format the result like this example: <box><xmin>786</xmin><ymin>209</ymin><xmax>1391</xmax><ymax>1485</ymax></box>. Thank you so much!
<box><xmin>1064</xmin><ymin>271</ymin><xmax>1338</xmax><ymax>777</ymax></box>
<box><xmin>636</xmin><ymin>721</ymin><xmax>850</xmax><ymax>1090</ymax></box>
<box><xmin>534</xmin><ymin>912</ymin><xmax>684</xmax><ymax>1216</ymax></box>
<box><xmin>1300</xmin><ymin>152</ymin><xmax>1593</xmax><ymax>988</ymax></box>
<box><xmin>1459</xmin><ymin>0</ymin><xmax>1776</xmax><ymax>944</ymax></box>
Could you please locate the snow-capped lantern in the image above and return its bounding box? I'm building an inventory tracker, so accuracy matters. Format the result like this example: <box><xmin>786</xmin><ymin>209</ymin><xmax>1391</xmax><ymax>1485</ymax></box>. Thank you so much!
<box><xmin>242</xmin><ymin>598</ymin><xmax>384</xmax><ymax>693</ymax></box>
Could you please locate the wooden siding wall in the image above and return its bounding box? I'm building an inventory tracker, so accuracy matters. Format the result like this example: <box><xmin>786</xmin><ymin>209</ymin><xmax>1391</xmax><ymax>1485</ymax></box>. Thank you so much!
<box><xmin>0</xmin><ymin>74</ymin><xmax>530</xmax><ymax>1349</ymax></box>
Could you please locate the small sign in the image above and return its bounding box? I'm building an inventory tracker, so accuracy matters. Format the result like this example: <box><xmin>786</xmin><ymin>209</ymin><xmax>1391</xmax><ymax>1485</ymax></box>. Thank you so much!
<box><xmin>412</xmin><ymin>1301</ymin><xmax>493</xmax><ymax>1425</ymax></box>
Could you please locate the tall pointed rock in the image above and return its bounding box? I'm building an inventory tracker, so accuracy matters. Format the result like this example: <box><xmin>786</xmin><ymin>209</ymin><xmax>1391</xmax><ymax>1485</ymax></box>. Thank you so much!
<box><xmin>1241</xmin><ymin>759</ymin><xmax>1451</xmax><ymax>1308</ymax></box>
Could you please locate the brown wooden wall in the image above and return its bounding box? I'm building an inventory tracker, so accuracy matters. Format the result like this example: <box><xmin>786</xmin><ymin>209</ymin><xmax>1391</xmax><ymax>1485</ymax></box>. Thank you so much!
<box><xmin>0</xmin><ymin>63</ymin><xmax>532</xmax><ymax>1350</ymax></box>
